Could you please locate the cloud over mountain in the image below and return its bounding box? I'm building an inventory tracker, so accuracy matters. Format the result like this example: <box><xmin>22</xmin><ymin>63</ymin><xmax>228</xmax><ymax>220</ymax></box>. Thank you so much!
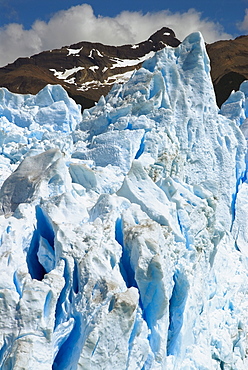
<box><xmin>0</xmin><ymin>4</ymin><xmax>232</xmax><ymax>67</ymax></box>
<box><xmin>237</xmin><ymin>8</ymin><xmax>248</xmax><ymax>32</ymax></box>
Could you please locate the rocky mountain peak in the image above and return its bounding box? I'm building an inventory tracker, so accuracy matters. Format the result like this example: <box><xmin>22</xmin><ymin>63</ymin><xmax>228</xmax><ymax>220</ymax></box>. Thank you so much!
<box><xmin>1</xmin><ymin>27</ymin><xmax>248</xmax><ymax>110</ymax></box>
<box><xmin>0</xmin><ymin>27</ymin><xmax>180</xmax><ymax>109</ymax></box>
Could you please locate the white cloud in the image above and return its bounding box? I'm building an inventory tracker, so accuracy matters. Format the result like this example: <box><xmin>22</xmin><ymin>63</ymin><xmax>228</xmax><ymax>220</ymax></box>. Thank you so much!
<box><xmin>237</xmin><ymin>8</ymin><xmax>248</xmax><ymax>31</ymax></box>
<box><xmin>0</xmin><ymin>4</ymin><xmax>232</xmax><ymax>67</ymax></box>
<box><xmin>115</xmin><ymin>8</ymin><xmax>232</xmax><ymax>44</ymax></box>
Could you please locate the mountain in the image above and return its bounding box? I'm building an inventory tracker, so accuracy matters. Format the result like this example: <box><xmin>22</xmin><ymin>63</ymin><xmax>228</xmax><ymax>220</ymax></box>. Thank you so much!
<box><xmin>0</xmin><ymin>27</ymin><xmax>180</xmax><ymax>109</ymax></box>
<box><xmin>0</xmin><ymin>32</ymin><xmax>248</xmax><ymax>369</ymax></box>
<box><xmin>206</xmin><ymin>35</ymin><xmax>248</xmax><ymax>107</ymax></box>
<box><xmin>2</xmin><ymin>27</ymin><xmax>248</xmax><ymax>111</ymax></box>
<box><xmin>1</xmin><ymin>28</ymin><xmax>248</xmax><ymax>111</ymax></box>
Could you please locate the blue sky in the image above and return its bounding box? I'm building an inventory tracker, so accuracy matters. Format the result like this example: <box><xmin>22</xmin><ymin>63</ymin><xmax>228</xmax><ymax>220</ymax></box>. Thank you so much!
<box><xmin>1</xmin><ymin>1</ymin><xmax>248</xmax><ymax>66</ymax></box>
<box><xmin>1</xmin><ymin>0</ymin><xmax>247</xmax><ymax>35</ymax></box>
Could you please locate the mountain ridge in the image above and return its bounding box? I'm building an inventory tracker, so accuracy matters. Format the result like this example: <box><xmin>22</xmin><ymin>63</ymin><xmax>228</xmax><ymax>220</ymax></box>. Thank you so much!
<box><xmin>0</xmin><ymin>27</ymin><xmax>180</xmax><ymax>109</ymax></box>
<box><xmin>1</xmin><ymin>28</ymin><xmax>248</xmax><ymax>110</ymax></box>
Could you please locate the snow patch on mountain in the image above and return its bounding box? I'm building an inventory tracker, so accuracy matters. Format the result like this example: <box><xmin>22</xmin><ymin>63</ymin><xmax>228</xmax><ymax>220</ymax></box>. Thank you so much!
<box><xmin>89</xmin><ymin>66</ymin><xmax>100</xmax><ymax>73</ymax></box>
<box><xmin>67</xmin><ymin>47</ymin><xmax>84</xmax><ymax>56</ymax></box>
<box><xmin>110</xmin><ymin>51</ymin><xmax>155</xmax><ymax>69</ymax></box>
<box><xmin>88</xmin><ymin>49</ymin><xmax>104</xmax><ymax>59</ymax></box>
<box><xmin>0</xmin><ymin>32</ymin><xmax>247</xmax><ymax>370</ymax></box>
<box><xmin>50</xmin><ymin>67</ymin><xmax>85</xmax><ymax>81</ymax></box>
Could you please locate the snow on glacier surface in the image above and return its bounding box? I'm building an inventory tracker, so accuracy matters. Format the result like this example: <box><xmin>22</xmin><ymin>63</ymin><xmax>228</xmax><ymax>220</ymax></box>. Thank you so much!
<box><xmin>0</xmin><ymin>32</ymin><xmax>248</xmax><ymax>369</ymax></box>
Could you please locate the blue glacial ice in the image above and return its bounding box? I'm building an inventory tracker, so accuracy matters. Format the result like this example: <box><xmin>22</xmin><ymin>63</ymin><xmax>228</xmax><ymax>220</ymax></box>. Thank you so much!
<box><xmin>0</xmin><ymin>31</ymin><xmax>248</xmax><ymax>369</ymax></box>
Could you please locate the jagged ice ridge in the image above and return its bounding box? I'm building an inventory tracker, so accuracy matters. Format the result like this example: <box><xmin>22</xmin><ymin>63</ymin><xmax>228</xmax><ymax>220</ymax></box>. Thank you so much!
<box><xmin>0</xmin><ymin>32</ymin><xmax>248</xmax><ymax>369</ymax></box>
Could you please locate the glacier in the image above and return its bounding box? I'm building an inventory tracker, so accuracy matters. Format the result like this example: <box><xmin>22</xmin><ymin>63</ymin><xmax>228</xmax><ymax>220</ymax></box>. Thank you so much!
<box><xmin>0</xmin><ymin>31</ymin><xmax>248</xmax><ymax>369</ymax></box>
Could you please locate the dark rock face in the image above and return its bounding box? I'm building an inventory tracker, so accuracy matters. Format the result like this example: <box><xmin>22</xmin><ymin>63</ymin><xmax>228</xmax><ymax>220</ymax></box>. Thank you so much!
<box><xmin>0</xmin><ymin>27</ymin><xmax>180</xmax><ymax>109</ymax></box>
<box><xmin>206</xmin><ymin>36</ymin><xmax>248</xmax><ymax>107</ymax></box>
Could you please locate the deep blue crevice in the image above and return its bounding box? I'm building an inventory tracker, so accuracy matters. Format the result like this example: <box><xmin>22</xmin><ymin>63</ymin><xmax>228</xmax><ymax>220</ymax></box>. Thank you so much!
<box><xmin>108</xmin><ymin>296</ymin><xmax>116</xmax><ymax>312</ymax></box>
<box><xmin>69</xmin><ymin>288</ymin><xmax>73</xmax><ymax>304</ymax></box>
<box><xmin>231</xmin><ymin>190</ymin><xmax>237</xmax><ymax>227</ymax></box>
<box><xmin>13</xmin><ymin>271</ymin><xmax>22</xmax><ymax>297</ymax></box>
<box><xmin>220</xmin><ymin>361</ymin><xmax>225</xmax><ymax>370</ymax></box>
<box><xmin>167</xmin><ymin>270</ymin><xmax>189</xmax><ymax>356</ymax></box>
<box><xmin>0</xmin><ymin>335</ymin><xmax>14</xmax><ymax>369</ymax></box>
<box><xmin>54</xmin><ymin>259</ymin><xmax>71</xmax><ymax>329</ymax></box>
<box><xmin>115</xmin><ymin>215</ymin><xmax>146</xmax><ymax>310</ymax></box>
<box><xmin>234</xmin><ymin>241</ymin><xmax>240</xmax><ymax>252</ymax></box>
<box><xmin>91</xmin><ymin>336</ymin><xmax>101</xmax><ymax>357</ymax></box>
<box><xmin>44</xmin><ymin>291</ymin><xmax>53</xmax><ymax>319</ymax></box>
<box><xmin>6</xmin><ymin>226</ymin><xmax>11</xmax><ymax>234</ymax></box>
<box><xmin>242</xmin><ymin>169</ymin><xmax>247</xmax><ymax>183</ymax></box>
<box><xmin>35</xmin><ymin>205</ymin><xmax>55</xmax><ymax>247</ymax></box>
<box><xmin>230</xmin><ymin>156</ymin><xmax>247</xmax><ymax>231</ymax></box>
<box><xmin>177</xmin><ymin>211</ymin><xmax>192</xmax><ymax>250</ymax></box>
<box><xmin>135</xmin><ymin>135</ymin><xmax>145</xmax><ymax>159</ymax></box>
<box><xmin>177</xmin><ymin>213</ymin><xmax>183</xmax><ymax>234</ymax></box>
<box><xmin>73</xmin><ymin>259</ymin><xmax>79</xmax><ymax>294</ymax></box>
<box><xmin>115</xmin><ymin>218</ymin><xmax>137</xmax><ymax>289</ymax></box>
<box><xmin>52</xmin><ymin>314</ymin><xmax>82</xmax><ymax>370</ymax></box>
<box><xmin>26</xmin><ymin>206</ymin><xmax>56</xmax><ymax>280</ymax></box>
<box><xmin>142</xmin><ymin>282</ymin><xmax>165</xmax><ymax>355</ymax></box>
<box><xmin>26</xmin><ymin>229</ymin><xmax>46</xmax><ymax>280</ymax></box>
<box><xmin>230</xmin><ymin>176</ymin><xmax>244</xmax><ymax>231</ymax></box>
<box><xmin>115</xmin><ymin>217</ymin><xmax>124</xmax><ymax>246</ymax></box>
<box><xmin>36</xmin><ymin>205</ymin><xmax>56</xmax><ymax>273</ymax></box>
<box><xmin>0</xmin><ymin>340</ymin><xmax>8</xmax><ymax>368</ymax></box>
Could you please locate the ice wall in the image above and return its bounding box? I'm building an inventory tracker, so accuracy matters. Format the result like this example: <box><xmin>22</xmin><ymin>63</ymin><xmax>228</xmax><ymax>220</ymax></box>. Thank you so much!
<box><xmin>0</xmin><ymin>32</ymin><xmax>248</xmax><ymax>369</ymax></box>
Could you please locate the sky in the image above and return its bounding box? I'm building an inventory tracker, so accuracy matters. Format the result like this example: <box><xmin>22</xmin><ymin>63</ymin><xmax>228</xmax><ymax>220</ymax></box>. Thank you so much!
<box><xmin>1</xmin><ymin>0</ymin><xmax>248</xmax><ymax>67</ymax></box>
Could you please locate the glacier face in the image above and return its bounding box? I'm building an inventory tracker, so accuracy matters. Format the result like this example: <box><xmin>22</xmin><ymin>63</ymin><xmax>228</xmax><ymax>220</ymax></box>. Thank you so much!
<box><xmin>0</xmin><ymin>32</ymin><xmax>248</xmax><ymax>369</ymax></box>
